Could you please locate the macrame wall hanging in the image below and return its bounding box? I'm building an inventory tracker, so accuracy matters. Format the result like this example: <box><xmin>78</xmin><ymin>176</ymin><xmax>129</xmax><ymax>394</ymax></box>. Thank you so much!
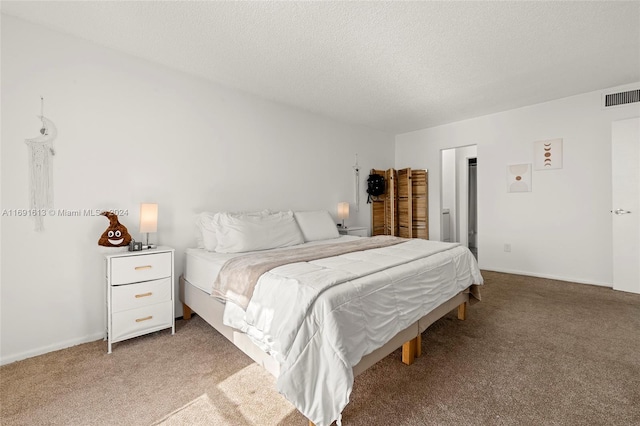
<box><xmin>25</xmin><ymin>97</ymin><xmax>57</xmax><ymax>231</ymax></box>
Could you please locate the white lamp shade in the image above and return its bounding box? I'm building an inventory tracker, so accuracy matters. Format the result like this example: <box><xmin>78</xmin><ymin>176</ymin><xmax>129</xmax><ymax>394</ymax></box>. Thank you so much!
<box><xmin>337</xmin><ymin>202</ymin><xmax>350</xmax><ymax>220</ymax></box>
<box><xmin>139</xmin><ymin>203</ymin><xmax>158</xmax><ymax>233</ymax></box>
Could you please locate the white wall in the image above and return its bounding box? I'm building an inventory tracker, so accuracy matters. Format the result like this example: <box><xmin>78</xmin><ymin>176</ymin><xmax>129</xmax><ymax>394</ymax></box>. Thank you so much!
<box><xmin>0</xmin><ymin>15</ymin><xmax>394</xmax><ymax>364</ymax></box>
<box><xmin>396</xmin><ymin>85</ymin><xmax>640</xmax><ymax>287</ymax></box>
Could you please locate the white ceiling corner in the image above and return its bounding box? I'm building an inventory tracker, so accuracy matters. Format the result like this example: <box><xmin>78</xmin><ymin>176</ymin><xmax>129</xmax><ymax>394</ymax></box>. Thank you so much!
<box><xmin>2</xmin><ymin>1</ymin><xmax>639</xmax><ymax>134</ymax></box>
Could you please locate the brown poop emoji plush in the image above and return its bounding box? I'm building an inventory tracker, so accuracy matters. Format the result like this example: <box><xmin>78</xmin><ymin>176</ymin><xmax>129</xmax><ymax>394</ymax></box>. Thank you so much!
<box><xmin>98</xmin><ymin>212</ymin><xmax>132</xmax><ymax>247</ymax></box>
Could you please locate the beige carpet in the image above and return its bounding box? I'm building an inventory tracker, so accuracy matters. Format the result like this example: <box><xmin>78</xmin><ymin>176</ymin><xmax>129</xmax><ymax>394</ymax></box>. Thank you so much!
<box><xmin>152</xmin><ymin>364</ymin><xmax>293</xmax><ymax>425</ymax></box>
<box><xmin>154</xmin><ymin>394</ymin><xmax>231</xmax><ymax>426</ymax></box>
<box><xmin>1</xmin><ymin>271</ymin><xmax>639</xmax><ymax>425</ymax></box>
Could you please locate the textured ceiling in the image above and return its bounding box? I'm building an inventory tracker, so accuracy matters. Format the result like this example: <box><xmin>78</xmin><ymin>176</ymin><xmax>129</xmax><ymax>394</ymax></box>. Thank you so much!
<box><xmin>2</xmin><ymin>1</ymin><xmax>639</xmax><ymax>134</ymax></box>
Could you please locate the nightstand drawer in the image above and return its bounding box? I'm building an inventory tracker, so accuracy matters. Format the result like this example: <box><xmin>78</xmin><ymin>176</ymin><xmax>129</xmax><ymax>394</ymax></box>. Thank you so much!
<box><xmin>111</xmin><ymin>277</ymin><xmax>171</xmax><ymax>313</ymax></box>
<box><xmin>110</xmin><ymin>252</ymin><xmax>172</xmax><ymax>285</ymax></box>
<box><xmin>111</xmin><ymin>301</ymin><xmax>173</xmax><ymax>342</ymax></box>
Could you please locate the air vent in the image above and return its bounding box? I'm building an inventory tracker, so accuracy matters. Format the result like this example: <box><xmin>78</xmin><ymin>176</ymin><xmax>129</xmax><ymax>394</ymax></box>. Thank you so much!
<box><xmin>603</xmin><ymin>89</ymin><xmax>640</xmax><ymax>108</ymax></box>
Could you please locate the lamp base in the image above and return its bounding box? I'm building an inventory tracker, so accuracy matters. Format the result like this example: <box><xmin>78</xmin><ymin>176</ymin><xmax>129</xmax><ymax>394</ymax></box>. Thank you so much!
<box><xmin>143</xmin><ymin>232</ymin><xmax>156</xmax><ymax>250</ymax></box>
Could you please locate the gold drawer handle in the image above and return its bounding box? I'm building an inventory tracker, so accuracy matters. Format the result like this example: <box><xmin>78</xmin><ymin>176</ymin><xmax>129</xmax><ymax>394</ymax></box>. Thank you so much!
<box><xmin>135</xmin><ymin>292</ymin><xmax>152</xmax><ymax>298</ymax></box>
<box><xmin>134</xmin><ymin>265</ymin><xmax>152</xmax><ymax>271</ymax></box>
<box><xmin>135</xmin><ymin>316</ymin><xmax>153</xmax><ymax>323</ymax></box>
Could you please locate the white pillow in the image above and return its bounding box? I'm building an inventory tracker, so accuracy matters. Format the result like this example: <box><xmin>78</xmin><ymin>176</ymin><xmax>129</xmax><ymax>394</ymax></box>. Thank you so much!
<box><xmin>195</xmin><ymin>212</ymin><xmax>216</xmax><ymax>250</ymax></box>
<box><xmin>196</xmin><ymin>210</ymin><xmax>271</xmax><ymax>251</ymax></box>
<box><xmin>294</xmin><ymin>210</ymin><xmax>340</xmax><ymax>242</ymax></box>
<box><xmin>213</xmin><ymin>210</ymin><xmax>304</xmax><ymax>253</ymax></box>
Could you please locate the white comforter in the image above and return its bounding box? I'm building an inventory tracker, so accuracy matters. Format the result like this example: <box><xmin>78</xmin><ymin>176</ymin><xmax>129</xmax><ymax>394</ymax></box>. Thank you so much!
<box><xmin>223</xmin><ymin>239</ymin><xmax>483</xmax><ymax>426</ymax></box>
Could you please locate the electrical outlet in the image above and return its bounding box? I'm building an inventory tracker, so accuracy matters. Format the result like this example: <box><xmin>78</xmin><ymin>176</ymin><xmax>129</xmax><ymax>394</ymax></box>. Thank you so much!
<box><xmin>504</xmin><ymin>243</ymin><xmax>511</xmax><ymax>252</ymax></box>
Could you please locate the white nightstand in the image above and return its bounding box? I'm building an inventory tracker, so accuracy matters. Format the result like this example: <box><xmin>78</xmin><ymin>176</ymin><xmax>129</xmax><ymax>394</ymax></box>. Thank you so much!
<box><xmin>338</xmin><ymin>226</ymin><xmax>369</xmax><ymax>237</ymax></box>
<box><xmin>104</xmin><ymin>246</ymin><xmax>175</xmax><ymax>353</ymax></box>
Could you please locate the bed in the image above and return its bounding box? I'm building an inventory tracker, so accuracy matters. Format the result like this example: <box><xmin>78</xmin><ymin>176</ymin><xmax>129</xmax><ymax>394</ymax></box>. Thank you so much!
<box><xmin>179</xmin><ymin>210</ymin><xmax>483</xmax><ymax>426</ymax></box>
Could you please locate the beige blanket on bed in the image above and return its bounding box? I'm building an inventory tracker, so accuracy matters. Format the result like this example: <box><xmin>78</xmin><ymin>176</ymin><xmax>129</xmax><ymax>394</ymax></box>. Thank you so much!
<box><xmin>212</xmin><ymin>235</ymin><xmax>406</xmax><ymax>309</ymax></box>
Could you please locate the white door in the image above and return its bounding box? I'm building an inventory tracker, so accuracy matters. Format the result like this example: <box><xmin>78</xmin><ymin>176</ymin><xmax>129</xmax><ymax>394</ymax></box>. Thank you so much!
<box><xmin>612</xmin><ymin>117</ymin><xmax>640</xmax><ymax>294</ymax></box>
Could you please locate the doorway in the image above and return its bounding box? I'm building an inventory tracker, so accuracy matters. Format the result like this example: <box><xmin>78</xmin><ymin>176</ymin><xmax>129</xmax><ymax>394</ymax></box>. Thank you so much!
<box><xmin>440</xmin><ymin>145</ymin><xmax>478</xmax><ymax>259</ymax></box>
<box><xmin>468</xmin><ymin>158</ymin><xmax>478</xmax><ymax>259</ymax></box>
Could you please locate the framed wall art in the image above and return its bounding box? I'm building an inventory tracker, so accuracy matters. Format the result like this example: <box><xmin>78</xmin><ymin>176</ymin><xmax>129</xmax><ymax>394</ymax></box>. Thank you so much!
<box><xmin>507</xmin><ymin>163</ymin><xmax>532</xmax><ymax>193</ymax></box>
<box><xmin>534</xmin><ymin>138</ymin><xmax>563</xmax><ymax>170</ymax></box>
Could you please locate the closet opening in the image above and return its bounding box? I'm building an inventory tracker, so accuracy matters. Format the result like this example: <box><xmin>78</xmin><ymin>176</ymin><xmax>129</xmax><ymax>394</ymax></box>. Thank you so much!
<box><xmin>440</xmin><ymin>146</ymin><xmax>478</xmax><ymax>260</ymax></box>
<box><xmin>468</xmin><ymin>158</ymin><xmax>477</xmax><ymax>259</ymax></box>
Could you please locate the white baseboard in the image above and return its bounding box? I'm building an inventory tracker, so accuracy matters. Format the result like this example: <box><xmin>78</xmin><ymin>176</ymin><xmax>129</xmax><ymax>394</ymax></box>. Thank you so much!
<box><xmin>0</xmin><ymin>331</ymin><xmax>105</xmax><ymax>366</ymax></box>
<box><xmin>480</xmin><ymin>267</ymin><xmax>613</xmax><ymax>288</ymax></box>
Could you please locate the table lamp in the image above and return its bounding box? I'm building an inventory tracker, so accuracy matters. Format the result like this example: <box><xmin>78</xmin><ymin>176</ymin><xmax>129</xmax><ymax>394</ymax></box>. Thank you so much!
<box><xmin>338</xmin><ymin>202</ymin><xmax>349</xmax><ymax>228</ymax></box>
<box><xmin>139</xmin><ymin>203</ymin><xmax>158</xmax><ymax>249</ymax></box>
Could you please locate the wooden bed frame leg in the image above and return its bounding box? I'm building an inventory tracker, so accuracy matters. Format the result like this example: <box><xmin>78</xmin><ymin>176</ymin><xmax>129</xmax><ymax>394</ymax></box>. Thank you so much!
<box><xmin>402</xmin><ymin>337</ymin><xmax>419</xmax><ymax>365</ymax></box>
<box><xmin>182</xmin><ymin>303</ymin><xmax>192</xmax><ymax>320</ymax></box>
<box><xmin>416</xmin><ymin>333</ymin><xmax>422</xmax><ymax>358</ymax></box>
<box><xmin>457</xmin><ymin>302</ymin><xmax>467</xmax><ymax>321</ymax></box>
